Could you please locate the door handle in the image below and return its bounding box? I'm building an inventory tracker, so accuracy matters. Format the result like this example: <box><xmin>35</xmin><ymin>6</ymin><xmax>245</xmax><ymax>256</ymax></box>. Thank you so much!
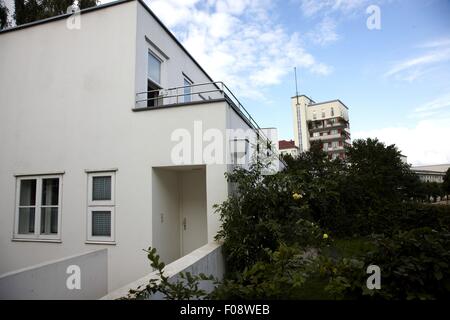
<box><xmin>183</xmin><ymin>217</ymin><xmax>187</xmax><ymax>231</ymax></box>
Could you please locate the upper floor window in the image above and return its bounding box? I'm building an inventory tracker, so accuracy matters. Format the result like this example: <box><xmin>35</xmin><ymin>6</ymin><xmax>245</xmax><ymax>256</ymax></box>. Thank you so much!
<box><xmin>183</xmin><ymin>77</ymin><xmax>193</xmax><ymax>103</ymax></box>
<box><xmin>14</xmin><ymin>175</ymin><xmax>62</xmax><ymax>241</ymax></box>
<box><xmin>87</xmin><ymin>171</ymin><xmax>116</xmax><ymax>243</ymax></box>
<box><xmin>312</xmin><ymin>112</ymin><xmax>317</xmax><ymax>120</ymax></box>
<box><xmin>148</xmin><ymin>51</ymin><xmax>162</xmax><ymax>84</ymax></box>
<box><xmin>321</xmin><ymin>110</ymin><xmax>326</xmax><ymax>118</ymax></box>
<box><xmin>331</xmin><ymin>107</ymin><xmax>335</xmax><ymax>117</ymax></box>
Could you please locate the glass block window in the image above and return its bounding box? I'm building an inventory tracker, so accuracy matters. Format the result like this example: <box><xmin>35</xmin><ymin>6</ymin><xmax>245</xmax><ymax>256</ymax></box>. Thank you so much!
<box><xmin>92</xmin><ymin>176</ymin><xmax>111</xmax><ymax>201</ymax></box>
<box><xmin>92</xmin><ymin>211</ymin><xmax>111</xmax><ymax>237</ymax></box>
<box><xmin>87</xmin><ymin>172</ymin><xmax>115</xmax><ymax>242</ymax></box>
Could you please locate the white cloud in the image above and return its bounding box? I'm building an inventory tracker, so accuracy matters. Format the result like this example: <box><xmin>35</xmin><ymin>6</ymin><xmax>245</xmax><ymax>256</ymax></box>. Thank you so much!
<box><xmin>385</xmin><ymin>39</ymin><xmax>450</xmax><ymax>82</ymax></box>
<box><xmin>146</xmin><ymin>0</ymin><xmax>332</xmax><ymax>100</ymax></box>
<box><xmin>414</xmin><ymin>93</ymin><xmax>450</xmax><ymax>113</ymax></box>
<box><xmin>297</xmin><ymin>0</ymin><xmax>369</xmax><ymax>17</ymax></box>
<box><xmin>353</xmin><ymin>118</ymin><xmax>450</xmax><ymax>166</ymax></box>
<box><xmin>418</xmin><ymin>38</ymin><xmax>450</xmax><ymax>49</ymax></box>
<box><xmin>307</xmin><ymin>16</ymin><xmax>339</xmax><ymax>46</ymax></box>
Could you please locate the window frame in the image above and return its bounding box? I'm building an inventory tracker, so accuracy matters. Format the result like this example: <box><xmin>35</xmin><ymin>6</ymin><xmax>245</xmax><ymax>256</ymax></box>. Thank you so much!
<box><xmin>183</xmin><ymin>76</ymin><xmax>193</xmax><ymax>103</ymax></box>
<box><xmin>147</xmin><ymin>49</ymin><xmax>162</xmax><ymax>86</ymax></box>
<box><xmin>86</xmin><ymin>171</ymin><xmax>116</xmax><ymax>243</ymax></box>
<box><xmin>13</xmin><ymin>175</ymin><xmax>63</xmax><ymax>241</ymax></box>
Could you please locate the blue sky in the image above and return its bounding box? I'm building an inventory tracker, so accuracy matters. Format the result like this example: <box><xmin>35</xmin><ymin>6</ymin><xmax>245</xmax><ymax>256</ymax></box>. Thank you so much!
<box><xmin>7</xmin><ymin>0</ymin><xmax>449</xmax><ymax>165</ymax></box>
<box><xmin>139</xmin><ymin>0</ymin><xmax>450</xmax><ymax>165</ymax></box>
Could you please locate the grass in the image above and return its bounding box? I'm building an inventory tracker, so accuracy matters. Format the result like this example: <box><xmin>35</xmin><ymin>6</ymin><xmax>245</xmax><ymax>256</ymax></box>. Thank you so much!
<box><xmin>297</xmin><ymin>237</ymin><xmax>374</xmax><ymax>300</ymax></box>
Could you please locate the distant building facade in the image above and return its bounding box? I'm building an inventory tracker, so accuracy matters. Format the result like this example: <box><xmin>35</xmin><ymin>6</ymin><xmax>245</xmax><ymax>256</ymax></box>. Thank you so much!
<box><xmin>411</xmin><ymin>164</ymin><xmax>450</xmax><ymax>183</ymax></box>
<box><xmin>291</xmin><ymin>95</ymin><xmax>351</xmax><ymax>159</ymax></box>
<box><xmin>278</xmin><ymin>140</ymin><xmax>299</xmax><ymax>158</ymax></box>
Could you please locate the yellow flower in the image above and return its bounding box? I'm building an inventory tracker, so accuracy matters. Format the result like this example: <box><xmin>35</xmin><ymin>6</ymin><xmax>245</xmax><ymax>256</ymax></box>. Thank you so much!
<box><xmin>292</xmin><ymin>193</ymin><xmax>303</xmax><ymax>200</ymax></box>
<box><xmin>323</xmin><ymin>233</ymin><xmax>329</xmax><ymax>239</ymax></box>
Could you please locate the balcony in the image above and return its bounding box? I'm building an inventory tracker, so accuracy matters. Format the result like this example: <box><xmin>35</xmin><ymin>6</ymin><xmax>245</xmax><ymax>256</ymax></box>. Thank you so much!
<box><xmin>134</xmin><ymin>81</ymin><xmax>283</xmax><ymax>165</ymax></box>
<box><xmin>308</xmin><ymin>118</ymin><xmax>349</xmax><ymax>132</ymax></box>
<box><xmin>310</xmin><ymin>132</ymin><xmax>349</xmax><ymax>142</ymax></box>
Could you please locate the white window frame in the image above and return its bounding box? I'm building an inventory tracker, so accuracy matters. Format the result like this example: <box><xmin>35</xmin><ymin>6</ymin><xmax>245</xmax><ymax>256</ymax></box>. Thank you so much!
<box><xmin>148</xmin><ymin>49</ymin><xmax>163</xmax><ymax>86</ymax></box>
<box><xmin>13</xmin><ymin>175</ymin><xmax>63</xmax><ymax>241</ymax></box>
<box><xmin>86</xmin><ymin>172</ymin><xmax>116</xmax><ymax>243</ymax></box>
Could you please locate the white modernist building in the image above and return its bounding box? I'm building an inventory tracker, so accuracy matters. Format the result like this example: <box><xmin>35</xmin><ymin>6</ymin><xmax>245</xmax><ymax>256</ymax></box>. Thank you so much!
<box><xmin>411</xmin><ymin>164</ymin><xmax>450</xmax><ymax>183</ymax></box>
<box><xmin>291</xmin><ymin>95</ymin><xmax>351</xmax><ymax>159</ymax></box>
<box><xmin>0</xmin><ymin>0</ymin><xmax>275</xmax><ymax>292</ymax></box>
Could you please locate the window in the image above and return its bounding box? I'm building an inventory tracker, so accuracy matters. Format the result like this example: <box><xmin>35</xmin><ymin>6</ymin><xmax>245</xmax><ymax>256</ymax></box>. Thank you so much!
<box><xmin>331</xmin><ymin>107</ymin><xmax>334</xmax><ymax>117</ymax></box>
<box><xmin>14</xmin><ymin>175</ymin><xmax>62</xmax><ymax>240</ymax></box>
<box><xmin>312</xmin><ymin>112</ymin><xmax>317</xmax><ymax>120</ymax></box>
<box><xmin>321</xmin><ymin>110</ymin><xmax>325</xmax><ymax>118</ymax></box>
<box><xmin>148</xmin><ymin>51</ymin><xmax>161</xmax><ymax>84</ymax></box>
<box><xmin>183</xmin><ymin>77</ymin><xmax>193</xmax><ymax>103</ymax></box>
<box><xmin>87</xmin><ymin>172</ymin><xmax>116</xmax><ymax>243</ymax></box>
<box><xmin>147</xmin><ymin>51</ymin><xmax>163</xmax><ymax>108</ymax></box>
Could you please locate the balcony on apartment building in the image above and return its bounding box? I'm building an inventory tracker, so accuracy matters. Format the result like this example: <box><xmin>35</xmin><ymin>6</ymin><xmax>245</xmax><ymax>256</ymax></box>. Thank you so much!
<box><xmin>310</xmin><ymin>130</ymin><xmax>351</xmax><ymax>142</ymax></box>
<box><xmin>308</xmin><ymin>117</ymin><xmax>350</xmax><ymax>132</ymax></box>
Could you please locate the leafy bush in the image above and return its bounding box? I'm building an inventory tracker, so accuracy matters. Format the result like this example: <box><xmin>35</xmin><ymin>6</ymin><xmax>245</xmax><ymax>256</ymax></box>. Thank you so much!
<box><xmin>366</xmin><ymin>228</ymin><xmax>450</xmax><ymax>300</ymax></box>
<box><xmin>214</xmin><ymin>160</ymin><xmax>324</xmax><ymax>273</ymax></box>
<box><xmin>211</xmin><ymin>244</ymin><xmax>313</xmax><ymax>300</ymax></box>
<box><xmin>124</xmin><ymin>247</ymin><xmax>217</xmax><ymax>300</ymax></box>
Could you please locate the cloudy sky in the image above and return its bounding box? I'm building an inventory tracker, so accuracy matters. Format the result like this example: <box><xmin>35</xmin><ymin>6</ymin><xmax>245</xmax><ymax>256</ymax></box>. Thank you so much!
<box><xmin>5</xmin><ymin>0</ymin><xmax>450</xmax><ymax>165</ymax></box>
<box><xmin>135</xmin><ymin>0</ymin><xmax>450</xmax><ymax>166</ymax></box>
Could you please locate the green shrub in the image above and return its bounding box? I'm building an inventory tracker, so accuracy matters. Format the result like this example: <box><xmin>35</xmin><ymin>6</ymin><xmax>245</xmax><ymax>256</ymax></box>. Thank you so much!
<box><xmin>211</xmin><ymin>244</ymin><xmax>312</xmax><ymax>300</ymax></box>
<box><xmin>123</xmin><ymin>247</ymin><xmax>217</xmax><ymax>300</ymax></box>
<box><xmin>366</xmin><ymin>227</ymin><xmax>450</xmax><ymax>299</ymax></box>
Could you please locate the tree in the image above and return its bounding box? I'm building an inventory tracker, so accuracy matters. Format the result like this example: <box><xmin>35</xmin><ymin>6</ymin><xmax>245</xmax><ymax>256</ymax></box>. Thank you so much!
<box><xmin>443</xmin><ymin>168</ymin><xmax>450</xmax><ymax>204</ymax></box>
<box><xmin>14</xmin><ymin>0</ymin><xmax>98</xmax><ymax>26</ymax></box>
<box><xmin>341</xmin><ymin>138</ymin><xmax>418</xmax><ymax>234</ymax></box>
<box><xmin>0</xmin><ymin>0</ymin><xmax>8</xmax><ymax>29</ymax></box>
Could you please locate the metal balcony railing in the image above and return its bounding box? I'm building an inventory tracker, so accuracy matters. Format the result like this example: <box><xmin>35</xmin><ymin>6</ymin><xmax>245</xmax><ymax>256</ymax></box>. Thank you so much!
<box><xmin>135</xmin><ymin>81</ymin><xmax>282</xmax><ymax>164</ymax></box>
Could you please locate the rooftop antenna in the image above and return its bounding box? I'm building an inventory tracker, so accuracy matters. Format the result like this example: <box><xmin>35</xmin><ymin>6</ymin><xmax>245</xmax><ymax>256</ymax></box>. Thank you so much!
<box><xmin>294</xmin><ymin>67</ymin><xmax>299</xmax><ymax>105</ymax></box>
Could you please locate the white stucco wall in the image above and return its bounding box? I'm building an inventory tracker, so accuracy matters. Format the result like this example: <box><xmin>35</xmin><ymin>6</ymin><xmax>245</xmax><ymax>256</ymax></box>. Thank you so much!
<box><xmin>0</xmin><ymin>0</ymin><xmax>248</xmax><ymax>292</ymax></box>
<box><xmin>291</xmin><ymin>96</ymin><xmax>311</xmax><ymax>152</ymax></box>
<box><xmin>306</xmin><ymin>100</ymin><xmax>349</xmax><ymax>121</ymax></box>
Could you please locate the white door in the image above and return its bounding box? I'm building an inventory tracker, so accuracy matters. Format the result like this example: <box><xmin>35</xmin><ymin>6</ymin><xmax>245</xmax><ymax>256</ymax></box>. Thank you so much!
<box><xmin>179</xmin><ymin>169</ymin><xmax>207</xmax><ymax>256</ymax></box>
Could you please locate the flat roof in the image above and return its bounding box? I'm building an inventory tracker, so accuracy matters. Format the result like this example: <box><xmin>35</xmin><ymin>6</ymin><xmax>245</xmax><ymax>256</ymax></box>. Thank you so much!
<box><xmin>0</xmin><ymin>0</ymin><xmax>215</xmax><ymax>84</ymax></box>
<box><xmin>309</xmin><ymin>99</ymin><xmax>349</xmax><ymax>110</ymax></box>
<box><xmin>291</xmin><ymin>95</ymin><xmax>349</xmax><ymax>110</ymax></box>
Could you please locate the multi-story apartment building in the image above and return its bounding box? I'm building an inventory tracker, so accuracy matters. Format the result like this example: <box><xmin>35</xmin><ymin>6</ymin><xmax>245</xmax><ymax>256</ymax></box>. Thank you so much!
<box><xmin>291</xmin><ymin>95</ymin><xmax>351</xmax><ymax>159</ymax></box>
<box><xmin>0</xmin><ymin>0</ymin><xmax>275</xmax><ymax>293</ymax></box>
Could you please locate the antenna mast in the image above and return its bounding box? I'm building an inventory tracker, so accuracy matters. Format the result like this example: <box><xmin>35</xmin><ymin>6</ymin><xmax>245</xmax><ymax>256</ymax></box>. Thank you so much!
<box><xmin>294</xmin><ymin>67</ymin><xmax>299</xmax><ymax>105</ymax></box>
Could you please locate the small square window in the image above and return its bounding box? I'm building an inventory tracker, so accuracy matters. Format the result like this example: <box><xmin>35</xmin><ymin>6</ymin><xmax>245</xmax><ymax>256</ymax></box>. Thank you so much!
<box><xmin>92</xmin><ymin>211</ymin><xmax>111</xmax><ymax>237</ymax></box>
<box><xmin>92</xmin><ymin>176</ymin><xmax>111</xmax><ymax>201</ymax></box>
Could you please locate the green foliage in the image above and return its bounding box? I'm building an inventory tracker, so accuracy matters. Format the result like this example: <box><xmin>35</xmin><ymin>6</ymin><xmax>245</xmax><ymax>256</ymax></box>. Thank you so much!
<box><xmin>124</xmin><ymin>247</ymin><xmax>217</xmax><ymax>300</ymax></box>
<box><xmin>366</xmin><ymin>228</ymin><xmax>450</xmax><ymax>300</ymax></box>
<box><xmin>317</xmin><ymin>256</ymin><xmax>367</xmax><ymax>299</ymax></box>
<box><xmin>13</xmin><ymin>0</ymin><xmax>98</xmax><ymax>26</ymax></box>
<box><xmin>211</xmin><ymin>244</ymin><xmax>312</xmax><ymax>300</ymax></box>
<box><xmin>214</xmin><ymin>157</ymin><xmax>328</xmax><ymax>273</ymax></box>
<box><xmin>213</xmin><ymin>138</ymin><xmax>450</xmax><ymax>300</ymax></box>
<box><xmin>0</xmin><ymin>0</ymin><xmax>8</xmax><ymax>29</ymax></box>
<box><xmin>444</xmin><ymin>168</ymin><xmax>450</xmax><ymax>196</ymax></box>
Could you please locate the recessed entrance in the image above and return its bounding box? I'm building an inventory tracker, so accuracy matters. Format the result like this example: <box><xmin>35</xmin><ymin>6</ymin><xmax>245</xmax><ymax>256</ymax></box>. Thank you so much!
<box><xmin>152</xmin><ymin>165</ymin><xmax>207</xmax><ymax>264</ymax></box>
